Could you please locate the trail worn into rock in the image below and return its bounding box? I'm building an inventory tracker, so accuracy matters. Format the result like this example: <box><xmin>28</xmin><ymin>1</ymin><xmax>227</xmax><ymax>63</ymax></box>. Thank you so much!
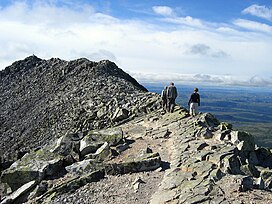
<box><xmin>49</xmin><ymin>109</ymin><xmax>175</xmax><ymax>204</ymax></box>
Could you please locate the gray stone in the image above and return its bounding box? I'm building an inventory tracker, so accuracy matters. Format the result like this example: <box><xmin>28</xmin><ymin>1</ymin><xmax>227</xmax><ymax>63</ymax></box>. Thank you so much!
<box><xmin>240</xmin><ymin>176</ymin><xmax>254</xmax><ymax>191</ymax></box>
<box><xmin>253</xmin><ymin>177</ymin><xmax>265</xmax><ymax>189</ymax></box>
<box><xmin>209</xmin><ymin>168</ymin><xmax>225</xmax><ymax>182</ymax></box>
<box><xmin>123</xmin><ymin>124</ymin><xmax>146</xmax><ymax>139</ymax></box>
<box><xmin>260</xmin><ymin>168</ymin><xmax>272</xmax><ymax>189</ymax></box>
<box><xmin>160</xmin><ymin>168</ymin><xmax>191</xmax><ymax>190</ymax></box>
<box><xmin>200</xmin><ymin>128</ymin><xmax>213</xmax><ymax>139</ymax></box>
<box><xmin>97</xmin><ymin>106</ymin><xmax>107</xmax><ymax>118</ymax></box>
<box><xmin>35</xmin><ymin>180</ymin><xmax>48</xmax><ymax>197</ymax></box>
<box><xmin>1</xmin><ymin>149</ymin><xmax>63</xmax><ymax>191</ymax></box>
<box><xmin>50</xmin><ymin>133</ymin><xmax>77</xmax><ymax>157</ymax></box>
<box><xmin>105</xmin><ymin>152</ymin><xmax>161</xmax><ymax>175</ymax></box>
<box><xmin>183</xmin><ymin>194</ymin><xmax>211</xmax><ymax>204</ymax></box>
<box><xmin>255</xmin><ymin>147</ymin><xmax>272</xmax><ymax>168</ymax></box>
<box><xmin>237</xmin><ymin>141</ymin><xmax>255</xmax><ymax>152</ymax></box>
<box><xmin>80</xmin><ymin>127</ymin><xmax>123</xmax><ymax>157</ymax></box>
<box><xmin>248</xmin><ymin>151</ymin><xmax>259</xmax><ymax>165</ymax></box>
<box><xmin>150</xmin><ymin>189</ymin><xmax>179</xmax><ymax>204</ymax></box>
<box><xmin>38</xmin><ymin>169</ymin><xmax>105</xmax><ymax>202</ymax></box>
<box><xmin>85</xmin><ymin>142</ymin><xmax>111</xmax><ymax>161</ymax></box>
<box><xmin>240</xmin><ymin>164</ymin><xmax>260</xmax><ymax>177</ymax></box>
<box><xmin>196</xmin><ymin>142</ymin><xmax>209</xmax><ymax>151</ymax></box>
<box><xmin>115</xmin><ymin>143</ymin><xmax>130</xmax><ymax>154</ymax></box>
<box><xmin>195</xmin><ymin>151</ymin><xmax>214</xmax><ymax>162</ymax></box>
<box><xmin>230</xmin><ymin>131</ymin><xmax>255</xmax><ymax>148</ymax></box>
<box><xmin>207</xmin><ymin>146</ymin><xmax>235</xmax><ymax>165</ymax></box>
<box><xmin>219</xmin><ymin>122</ymin><xmax>232</xmax><ymax>131</ymax></box>
<box><xmin>216</xmin><ymin>175</ymin><xmax>254</xmax><ymax>193</ymax></box>
<box><xmin>214</xmin><ymin>130</ymin><xmax>231</xmax><ymax>141</ymax></box>
<box><xmin>147</xmin><ymin>127</ymin><xmax>171</xmax><ymax>139</ymax></box>
<box><xmin>65</xmin><ymin>159</ymin><xmax>103</xmax><ymax>176</ymax></box>
<box><xmin>221</xmin><ymin>155</ymin><xmax>242</xmax><ymax>174</ymax></box>
<box><xmin>0</xmin><ymin>180</ymin><xmax>36</xmax><ymax>204</ymax></box>
<box><xmin>198</xmin><ymin>113</ymin><xmax>220</xmax><ymax>127</ymax></box>
<box><xmin>112</xmin><ymin>107</ymin><xmax>129</xmax><ymax>122</ymax></box>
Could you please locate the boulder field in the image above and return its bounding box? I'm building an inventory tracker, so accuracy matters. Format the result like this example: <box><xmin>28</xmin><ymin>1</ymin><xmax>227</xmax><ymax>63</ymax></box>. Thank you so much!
<box><xmin>1</xmin><ymin>56</ymin><xmax>272</xmax><ymax>203</ymax></box>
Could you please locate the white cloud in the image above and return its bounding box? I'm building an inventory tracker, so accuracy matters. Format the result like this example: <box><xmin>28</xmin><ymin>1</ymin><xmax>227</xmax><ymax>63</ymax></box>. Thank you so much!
<box><xmin>163</xmin><ymin>16</ymin><xmax>205</xmax><ymax>28</ymax></box>
<box><xmin>185</xmin><ymin>43</ymin><xmax>228</xmax><ymax>58</ymax></box>
<box><xmin>152</xmin><ymin>6</ymin><xmax>174</xmax><ymax>17</ymax></box>
<box><xmin>72</xmin><ymin>49</ymin><xmax>117</xmax><ymax>62</ymax></box>
<box><xmin>132</xmin><ymin>72</ymin><xmax>272</xmax><ymax>87</ymax></box>
<box><xmin>0</xmin><ymin>1</ymin><xmax>271</xmax><ymax>87</ymax></box>
<box><xmin>151</xmin><ymin>5</ymin><xmax>205</xmax><ymax>28</ymax></box>
<box><xmin>233</xmin><ymin>18</ymin><xmax>272</xmax><ymax>33</ymax></box>
<box><xmin>0</xmin><ymin>1</ymin><xmax>97</xmax><ymax>26</ymax></box>
<box><xmin>242</xmin><ymin>4</ymin><xmax>272</xmax><ymax>21</ymax></box>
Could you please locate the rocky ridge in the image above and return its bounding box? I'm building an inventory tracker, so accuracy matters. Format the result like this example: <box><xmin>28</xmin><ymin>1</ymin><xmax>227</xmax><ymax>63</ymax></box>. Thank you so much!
<box><xmin>1</xmin><ymin>56</ymin><xmax>272</xmax><ymax>203</ymax></box>
<box><xmin>0</xmin><ymin>56</ymin><xmax>159</xmax><ymax>165</ymax></box>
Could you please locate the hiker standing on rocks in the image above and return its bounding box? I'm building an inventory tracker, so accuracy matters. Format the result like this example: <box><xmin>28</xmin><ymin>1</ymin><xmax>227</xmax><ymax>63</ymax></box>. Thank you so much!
<box><xmin>167</xmin><ymin>82</ymin><xmax>178</xmax><ymax>113</ymax></box>
<box><xmin>188</xmin><ymin>87</ymin><xmax>200</xmax><ymax>116</ymax></box>
<box><xmin>161</xmin><ymin>86</ymin><xmax>168</xmax><ymax>112</ymax></box>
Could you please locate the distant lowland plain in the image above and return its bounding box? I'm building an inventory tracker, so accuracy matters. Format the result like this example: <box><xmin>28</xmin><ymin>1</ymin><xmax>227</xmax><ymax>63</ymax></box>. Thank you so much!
<box><xmin>144</xmin><ymin>83</ymin><xmax>272</xmax><ymax>148</ymax></box>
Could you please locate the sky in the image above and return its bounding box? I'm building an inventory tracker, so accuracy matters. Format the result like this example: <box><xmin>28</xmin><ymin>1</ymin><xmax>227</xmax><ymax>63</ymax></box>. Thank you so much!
<box><xmin>0</xmin><ymin>0</ymin><xmax>271</xmax><ymax>87</ymax></box>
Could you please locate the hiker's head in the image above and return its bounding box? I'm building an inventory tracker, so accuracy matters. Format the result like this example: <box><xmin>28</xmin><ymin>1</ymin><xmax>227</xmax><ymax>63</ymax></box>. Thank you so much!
<box><xmin>194</xmin><ymin>88</ymin><xmax>198</xmax><ymax>92</ymax></box>
<box><xmin>170</xmin><ymin>82</ymin><xmax>174</xmax><ymax>86</ymax></box>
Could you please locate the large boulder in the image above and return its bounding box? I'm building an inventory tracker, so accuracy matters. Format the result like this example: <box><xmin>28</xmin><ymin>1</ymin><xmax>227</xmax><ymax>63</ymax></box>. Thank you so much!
<box><xmin>1</xmin><ymin>149</ymin><xmax>64</xmax><ymax>191</ymax></box>
<box><xmin>111</xmin><ymin>107</ymin><xmax>129</xmax><ymax>122</ymax></box>
<box><xmin>230</xmin><ymin>131</ymin><xmax>255</xmax><ymax>147</ymax></box>
<box><xmin>79</xmin><ymin>127</ymin><xmax>123</xmax><ymax>157</ymax></box>
<box><xmin>255</xmin><ymin>147</ymin><xmax>272</xmax><ymax>168</ymax></box>
<box><xmin>84</xmin><ymin>142</ymin><xmax>111</xmax><ymax>161</ymax></box>
<box><xmin>198</xmin><ymin>113</ymin><xmax>220</xmax><ymax>127</ymax></box>
<box><xmin>49</xmin><ymin>132</ymin><xmax>82</xmax><ymax>158</ymax></box>
<box><xmin>65</xmin><ymin>159</ymin><xmax>103</xmax><ymax>176</ymax></box>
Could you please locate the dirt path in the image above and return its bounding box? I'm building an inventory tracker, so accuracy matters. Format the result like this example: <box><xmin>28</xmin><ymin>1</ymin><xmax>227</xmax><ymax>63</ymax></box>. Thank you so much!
<box><xmin>51</xmin><ymin>112</ymin><xmax>175</xmax><ymax>204</ymax></box>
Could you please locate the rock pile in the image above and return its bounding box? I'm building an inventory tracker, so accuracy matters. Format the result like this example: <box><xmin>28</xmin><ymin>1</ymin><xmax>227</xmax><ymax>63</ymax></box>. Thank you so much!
<box><xmin>1</xmin><ymin>105</ymin><xmax>272</xmax><ymax>203</ymax></box>
<box><xmin>151</xmin><ymin>110</ymin><xmax>272</xmax><ymax>204</ymax></box>
<box><xmin>0</xmin><ymin>56</ymin><xmax>160</xmax><ymax>167</ymax></box>
<box><xmin>0</xmin><ymin>125</ymin><xmax>162</xmax><ymax>203</ymax></box>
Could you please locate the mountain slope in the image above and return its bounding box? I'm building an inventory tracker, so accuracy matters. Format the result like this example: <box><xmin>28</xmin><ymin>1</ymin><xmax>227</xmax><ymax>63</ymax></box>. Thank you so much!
<box><xmin>0</xmin><ymin>56</ymin><xmax>159</xmax><ymax>164</ymax></box>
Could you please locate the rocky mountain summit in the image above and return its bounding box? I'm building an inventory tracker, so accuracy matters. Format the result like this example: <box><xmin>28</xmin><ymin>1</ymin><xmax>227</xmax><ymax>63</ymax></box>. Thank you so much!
<box><xmin>0</xmin><ymin>56</ymin><xmax>158</xmax><ymax>164</ymax></box>
<box><xmin>1</xmin><ymin>56</ymin><xmax>272</xmax><ymax>203</ymax></box>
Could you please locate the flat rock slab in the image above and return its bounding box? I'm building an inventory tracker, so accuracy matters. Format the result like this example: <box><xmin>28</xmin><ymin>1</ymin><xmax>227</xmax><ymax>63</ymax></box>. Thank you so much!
<box><xmin>1</xmin><ymin>149</ymin><xmax>63</xmax><ymax>191</ymax></box>
<box><xmin>105</xmin><ymin>153</ymin><xmax>161</xmax><ymax>175</ymax></box>
<box><xmin>80</xmin><ymin>127</ymin><xmax>123</xmax><ymax>157</ymax></box>
<box><xmin>1</xmin><ymin>180</ymin><xmax>36</xmax><ymax>204</ymax></box>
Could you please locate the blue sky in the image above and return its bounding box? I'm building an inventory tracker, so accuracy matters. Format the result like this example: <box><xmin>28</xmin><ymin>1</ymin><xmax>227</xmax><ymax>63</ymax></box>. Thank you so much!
<box><xmin>0</xmin><ymin>0</ymin><xmax>271</xmax><ymax>86</ymax></box>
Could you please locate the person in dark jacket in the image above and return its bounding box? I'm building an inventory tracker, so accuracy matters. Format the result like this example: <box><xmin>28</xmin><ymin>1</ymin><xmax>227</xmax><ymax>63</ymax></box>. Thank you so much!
<box><xmin>167</xmin><ymin>82</ymin><xmax>177</xmax><ymax>113</ymax></box>
<box><xmin>161</xmin><ymin>86</ymin><xmax>168</xmax><ymax>112</ymax></box>
<box><xmin>188</xmin><ymin>87</ymin><xmax>200</xmax><ymax>116</ymax></box>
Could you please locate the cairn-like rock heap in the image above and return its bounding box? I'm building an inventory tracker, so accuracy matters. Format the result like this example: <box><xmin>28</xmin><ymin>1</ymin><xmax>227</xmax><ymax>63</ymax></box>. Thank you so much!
<box><xmin>1</xmin><ymin>56</ymin><xmax>272</xmax><ymax>204</ymax></box>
